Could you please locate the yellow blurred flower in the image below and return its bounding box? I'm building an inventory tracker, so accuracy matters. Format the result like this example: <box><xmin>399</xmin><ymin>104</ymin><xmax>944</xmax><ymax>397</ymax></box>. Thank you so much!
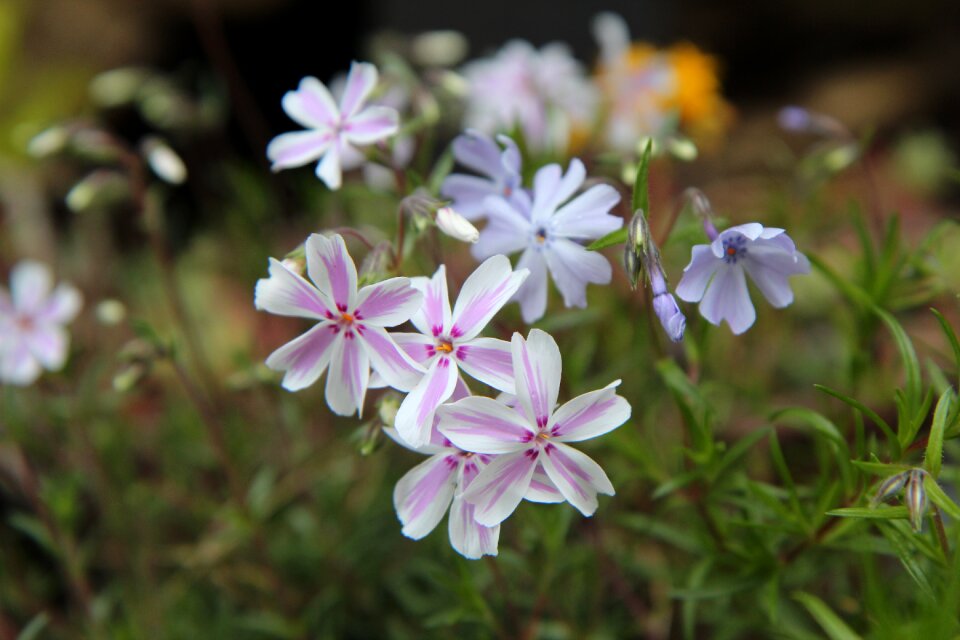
<box><xmin>665</xmin><ymin>42</ymin><xmax>733</xmax><ymax>143</ymax></box>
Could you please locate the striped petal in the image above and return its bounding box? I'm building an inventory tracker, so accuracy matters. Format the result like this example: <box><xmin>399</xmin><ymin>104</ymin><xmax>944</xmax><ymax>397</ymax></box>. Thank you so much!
<box><xmin>394</xmin><ymin>356</ymin><xmax>459</xmax><ymax>447</ymax></box>
<box><xmin>264</xmin><ymin>322</ymin><xmax>338</xmax><ymax>391</ymax></box>
<box><xmin>550</xmin><ymin>382</ymin><xmax>630</xmax><ymax>442</ymax></box>
<box><xmin>357</xmin><ymin>325</ymin><xmax>425</xmax><ymax>392</ymax></box>
<box><xmin>324</xmin><ymin>330</ymin><xmax>370</xmax><ymax>416</ymax></box>
<box><xmin>454</xmin><ymin>337</ymin><xmax>515</xmax><ymax>393</ymax></box>
<box><xmin>511</xmin><ymin>329</ymin><xmax>561</xmax><ymax>427</ymax></box>
<box><xmin>450</xmin><ymin>255</ymin><xmax>528</xmax><ymax>341</ymax></box>
<box><xmin>394</xmin><ymin>453</ymin><xmax>458</xmax><ymax>539</ymax></box>
<box><xmin>355</xmin><ymin>277</ymin><xmax>422</xmax><ymax>327</ymax></box>
<box><xmin>540</xmin><ymin>442</ymin><xmax>614</xmax><ymax>516</ymax></box>
<box><xmin>437</xmin><ymin>396</ymin><xmax>535</xmax><ymax>454</ymax></box>
<box><xmin>305</xmin><ymin>233</ymin><xmax>357</xmax><ymax>312</ymax></box>
<box><xmin>409</xmin><ymin>265</ymin><xmax>452</xmax><ymax>337</ymax></box>
<box><xmin>462</xmin><ymin>450</ymin><xmax>539</xmax><ymax>526</ymax></box>
<box><xmin>255</xmin><ymin>257</ymin><xmax>333</xmax><ymax>319</ymax></box>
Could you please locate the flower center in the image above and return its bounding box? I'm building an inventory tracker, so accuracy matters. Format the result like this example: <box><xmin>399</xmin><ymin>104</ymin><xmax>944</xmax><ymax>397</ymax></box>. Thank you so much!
<box><xmin>435</xmin><ymin>341</ymin><xmax>454</xmax><ymax>353</ymax></box>
<box><xmin>722</xmin><ymin>235</ymin><xmax>747</xmax><ymax>264</ymax></box>
<box><xmin>14</xmin><ymin>314</ymin><xmax>33</xmax><ymax>331</ymax></box>
<box><xmin>535</xmin><ymin>227</ymin><xmax>548</xmax><ymax>244</ymax></box>
<box><xmin>340</xmin><ymin>312</ymin><xmax>354</xmax><ymax>324</ymax></box>
<box><xmin>503</xmin><ymin>185</ymin><xmax>513</xmax><ymax>197</ymax></box>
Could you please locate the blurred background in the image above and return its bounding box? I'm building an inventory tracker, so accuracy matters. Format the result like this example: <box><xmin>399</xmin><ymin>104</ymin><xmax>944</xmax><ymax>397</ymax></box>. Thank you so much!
<box><xmin>2</xmin><ymin>1</ymin><xmax>960</xmax><ymax>638</ymax></box>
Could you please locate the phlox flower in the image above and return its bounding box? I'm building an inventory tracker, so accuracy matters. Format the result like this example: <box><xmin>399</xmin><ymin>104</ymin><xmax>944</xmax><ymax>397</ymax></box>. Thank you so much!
<box><xmin>267</xmin><ymin>62</ymin><xmax>399</xmax><ymax>190</ymax></box>
<box><xmin>675</xmin><ymin>223</ymin><xmax>810</xmax><ymax>335</ymax></box>
<box><xmin>437</xmin><ymin>329</ymin><xmax>631</xmax><ymax>526</ymax></box>
<box><xmin>392</xmin><ymin>255</ymin><xmax>528</xmax><ymax>447</ymax></box>
<box><xmin>461</xmin><ymin>40</ymin><xmax>598</xmax><ymax>153</ymax></box>
<box><xmin>255</xmin><ymin>233</ymin><xmax>424</xmax><ymax>416</ymax></box>
<box><xmin>389</xmin><ymin>386</ymin><xmax>500</xmax><ymax>559</ymax></box>
<box><xmin>473</xmin><ymin>158</ymin><xmax>622</xmax><ymax>323</ymax></box>
<box><xmin>0</xmin><ymin>261</ymin><xmax>82</xmax><ymax>386</ymax></box>
<box><xmin>440</xmin><ymin>130</ymin><xmax>524</xmax><ymax>221</ymax></box>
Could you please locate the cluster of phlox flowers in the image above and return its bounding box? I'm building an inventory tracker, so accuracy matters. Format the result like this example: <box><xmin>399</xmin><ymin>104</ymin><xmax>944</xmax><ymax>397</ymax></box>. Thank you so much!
<box><xmin>259</xmin><ymin>48</ymin><xmax>810</xmax><ymax>558</ymax></box>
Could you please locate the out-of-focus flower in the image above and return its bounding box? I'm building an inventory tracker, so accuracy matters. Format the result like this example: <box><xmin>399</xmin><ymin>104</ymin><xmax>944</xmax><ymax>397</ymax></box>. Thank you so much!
<box><xmin>473</xmin><ymin>159</ymin><xmax>622</xmax><ymax>323</ymax></box>
<box><xmin>777</xmin><ymin>106</ymin><xmax>850</xmax><ymax>139</ymax></box>
<box><xmin>392</xmin><ymin>256</ymin><xmax>528</xmax><ymax>447</ymax></box>
<box><xmin>624</xmin><ymin>210</ymin><xmax>685</xmax><ymax>342</ymax></box>
<box><xmin>388</xmin><ymin>390</ymin><xmax>500</xmax><ymax>559</ymax></box>
<box><xmin>141</xmin><ymin>136</ymin><xmax>187</xmax><ymax>185</ymax></box>
<box><xmin>592</xmin><ymin>12</ymin><xmax>731</xmax><ymax>152</ymax></box>
<box><xmin>461</xmin><ymin>40</ymin><xmax>598</xmax><ymax>153</ymax></box>
<box><xmin>267</xmin><ymin>62</ymin><xmax>399</xmax><ymax>190</ymax></box>
<box><xmin>435</xmin><ymin>207</ymin><xmax>480</xmax><ymax>243</ymax></box>
<box><xmin>437</xmin><ymin>329</ymin><xmax>630</xmax><ymax>526</ymax></box>
<box><xmin>675</xmin><ymin>223</ymin><xmax>810</xmax><ymax>335</ymax></box>
<box><xmin>254</xmin><ymin>233</ymin><xmax>424</xmax><ymax>416</ymax></box>
<box><xmin>440</xmin><ymin>130</ymin><xmax>524</xmax><ymax>221</ymax></box>
<box><xmin>0</xmin><ymin>261</ymin><xmax>82</xmax><ymax>386</ymax></box>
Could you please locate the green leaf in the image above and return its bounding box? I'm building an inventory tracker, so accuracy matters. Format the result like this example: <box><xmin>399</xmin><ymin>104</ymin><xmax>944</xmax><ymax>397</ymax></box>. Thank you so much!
<box><xmin>851</xmin><ymin>460</ymin><xmax>911</xmax><ymax>477</ymax></box>
<box><xmin>632</xmin><ymin>138</ymin><xmax>653</xmax><ymax>215</ymax></box>
<box><xmin>924</xmin><ymin>475</ymin><xmax>960</xmax><ymax>521</ymax></box>
<box><xmin>17</xmin><ymin>613</ymin><xmax>50</xmax><ymax>640</ymax></box>
<box><xmin>768</xmin><ymin>430</ymin><xmax>806</xmax><ymax>527</ymax></box>
<box><xmin>657</xmin><ymin>358</ymin><xmax>714</xmax><ymax>462</ymax></box>
<box><xmin>931</xmin><ymin>307</ymin><xmax>960</xmax><ymax>390</ymax></box>
<box><xmin>770</xmin><ymin>407</ymin><xmax>847</xmax><ymax>450</ymax></box>
<box><xmin>826</xmin><ymin>506</ymin><xmax>909</xmax><ymax>520</ymax></box>
<box><xmin>924</xmin><ymin>389</ymin><xmax>953</xmax><ymax>478</ymax></box>
<box><xmin>814</xmin><ymin>384</ymin><xmax>901</xmax><ymax>460</ymax></box>
<box><xmin>586</xmin><ymin>227</ymin><xmax>627</xmax><ymax>251</ymax></box>
<box><xmin>792</xmin><ymin>591</ymin><xmax>862</xmax><ymax>640</ymax></box>
<box><xmin>877</xmin><ymin>521</ymin><xmax>938</xmax><ymax>598</ymax></box>
<box><xmin>874</xmin><ymin>307</ymin><xmax>922</xmax><ymax>424</ymax></box>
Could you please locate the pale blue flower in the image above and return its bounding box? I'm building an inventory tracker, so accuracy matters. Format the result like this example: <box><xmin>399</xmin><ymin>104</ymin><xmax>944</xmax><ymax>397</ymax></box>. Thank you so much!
<box><xmin>440</xmin><ymin>130</ymin><xmax>524</xmax><ymax>221</ymax></box>
<box><xmin>675</xmin><ymin>223</ymin><xmax>810</xmax><ymax>335</ymax></box>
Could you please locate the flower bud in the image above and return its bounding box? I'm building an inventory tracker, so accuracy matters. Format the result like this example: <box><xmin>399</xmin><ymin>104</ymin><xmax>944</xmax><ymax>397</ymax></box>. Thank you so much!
<box><xmin>66</xmin><ymin>170</ymin><xmax>130</xmax><ymax>214</ymax></box>
<box><xmin>871</xmin><ymin>471</ymin><xmax>908</xmax><ymax>507</ymax></box>
<box><xmin>624</xmin><ymin>210</ymin><xmax>686</xmax><ymax>342</ymax></box>
<box><xmin>141</xmin><ymin>136</ymin><xmax>187</xmax><ymax>185</ymax></box>
<box><xmin>435</xmin><ymin>206</ymin><xmax>479</xmax><ymax>243</ymax></box>
<box><xmin>905</xmin><ymin>469</ymin><xmax>929</xmax><ymax>532</ymax></box>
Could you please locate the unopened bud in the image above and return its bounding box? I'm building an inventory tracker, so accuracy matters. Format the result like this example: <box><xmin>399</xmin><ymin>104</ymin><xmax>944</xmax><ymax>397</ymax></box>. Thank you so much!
<box><xmin>624</xmin><ymin>210</ymin><xmax>685</xmax><ymax>342</ymax></box>
<box><xmin>95</xmin><ymin>299</ymin><xmax>127</xmax><ymax>326</ymax></box>
<box><xmin>66</xmin><ymin>170</ymin><xmax>130</xmax><ymax>214</ymax></box>
<box><xmin>141</xmin><ymin>136</ymin><xmax>187</xmax><ymax>185</ymax></box>
<box><xmin>90</xmin><ymin>67</ymin><xmax>150</xmax><ymax>108</ymax></box>
<box><xmin>412</xmin><ymin>30</ymin><xmax>468</xmax><ymax>67</ymax></box>
<box><xmin>683</xmin><ymin>188</ymin><xmax>719</xmax><ymax>241</ymax></box>
<box><xmin>436</xmin><ymin>206</ymin><xmax>479</xmax><ymax>243</ymax></box>
<box><xmin>27</xmin><ymin>126</ymin><xmax>70</xmax><ymax>158</ymax></box>
<box><xmin>905</xmin><ymin>469</ymin><xmax>929</xmax><ymax>532</ymax></box>
<box><xmin>871</xmin><ymin>471</ymin><xmax>909</xmax><ymax>507</ymax></box>
<box><xmin>665</xmin><ymin>135</ymin><xmax>698</xmax><ymax>162</ymax></box>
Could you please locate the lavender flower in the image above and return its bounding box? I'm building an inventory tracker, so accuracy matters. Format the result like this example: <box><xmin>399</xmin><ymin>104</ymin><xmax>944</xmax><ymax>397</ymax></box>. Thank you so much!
<box><xmin>254</xmin><ymin>233</ymin><xmax>424</xmax><ymax>416</ymax></box>
<box><xmin>440</xmin><ymin>130</ymin><xmax>524</xmax><ymax>221</ymax></box>
<box><xmin>473</xmin><ymin>159</ymin><xmax>622</xmax><ymax>323</ymax></box>
<box><xmin>624</xmin><ymin>210</ymin><xmax>685</xmax><ymax>342</ymax></box>
<box><xmin>437</xmin><ymin>329</ymin><xmax>631</xmax><ymax>526</ymax></box>
<box><xmin>0</xmin><ymin>261</ymin><xmax>82</xmax><ymax>386</ymax></box>
<box><xmin>267</xmin><ymin>62</ymin><xmax>399</xmax><ymax>190</ymax></box>
<box><xmin>392</xmin><ymin>256</ymin><xmax>528</xmax><ymax>447</ymax></box>
<box><xmin>675</xmin><ymin>223</ymin><xmax>810</xmax><ymax>335</ymax></box>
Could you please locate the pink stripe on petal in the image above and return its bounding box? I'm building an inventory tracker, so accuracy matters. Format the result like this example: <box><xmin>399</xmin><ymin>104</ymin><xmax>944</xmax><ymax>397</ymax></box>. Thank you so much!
<box><xmin>455</xmin><ymin>337</ymin><xmax>515</xmax><ymax>394</ymax></box>
<box><xmin>306</xmin><ymin>233</ymin><xmax>357</xmax><ymax>312</ymax></box>
<box><xmin>315</xmin><ymin>141</ymin><xmax>343</xmax><ymax>190</ymax></box>
<box><xmin>525</xmin><ymin>468</ymin><xmax>565</xmax><ymax>503</ymax></box>
<box><xmin>550</xmin><ymin>385</ymin><xmax>631</xmax><ymax>442</ymax></box>
<box><xmin>462</xmin><ymin>451</ymin><xmax>538</xmax><ymax>527</ymax></box>
<box><xmin>324</xmin><ymin>328</ymin><xmax>370</xmax><ymax>416</ymax></box>
<box><xmin>409</xmin><ymin>266</ymin><xmax>451</xmax><ymax>337</ymax></box>
<box><xmin>343</xmin><ymin>106</ymin><xmax>399</xmax><ymax>145</ymax></box>
<box><xmin>357</xmin><ymin>325</ymin><xmax>425</xmax><ymax>392</ymax></box>
<box><xmin>339</xmin><ymin>61</ymin><xmax>378</xmax><ymax>118</ymax></box>
<box><xmin>540</xmin><ymin>442</ymin><xmax>614</xmax><ymax>517</ymax></box>
<box><xmin>393</xmin><ymin>332</ymin><xmax>436</xmax><ymax>365</ymax></box>
<box><xmin>450</xmin><ymin>255</ymin><xmax>528</xmax><ymax>341</ymax></box>
<box><xmin>10</xmin><ymin>261</ymin><xmax>52</xmax><ymax>315</ymax></box>
<box><xmin>393</xmin><ymin>453</ymin><xmax>458</xmax><ymax>539</ymax></box>
<box><xmin>25</xmin><ymin>326</ymin><xmax>67</xmax><ymax>370</ymax></box>
<box><xmin>267</xmin><ymin>130</ymin><xmax>332</xmax><ymax>170</ymax></box>
<box><xmin>38</xmin><ymin>284</ymin><xmax>82</xmax><ymax>325</ymax></box>
<box><xmin>394</xmin><ymin>356</ymin><xmax>459</xmax><ymax>447</ymax></box>
<box><xmin>265</xmin><ymin>322</ymin><xmax>339</xmax><ymax>391</ymax></box>
<box><xmin>282</xmin><ymin>77</ymin><xmax>339</xmax><ymax>128</ymax></box>
<box><xmin>511</xmin><ymin>330</ymin><xmax>561</xmax><ymax>428</ymax></box>
<box><xmin>255</xmin><ymin>258</ymin><xmax>333</xmax><ymax>319</ymax></box>
<box><xmin>448</xmin><ymin>496</ymin><xmax>500</xmax><ymax>559</ymax></box>
<box><xmin>355</xmin><ymin>277</ymin><xmax>422</xmax><ymax>327</ymax></box>
<box><xmin>436</xmin><ymin>396</ymin><xmax>534</xmax><ymax>454</ymax></box>
<box><xmin>0</xmin><ymin>342</ymin><xmax>41</xmax><ymax>386</ymax></box>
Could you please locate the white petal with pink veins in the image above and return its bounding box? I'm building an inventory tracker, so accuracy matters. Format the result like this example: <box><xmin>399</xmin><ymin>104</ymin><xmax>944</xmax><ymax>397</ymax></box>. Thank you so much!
<box><xmin>511</xmin><ymin>329</ymin><xmax>561</xmax><ymax>427</ymax></box>
<box><xmin>354</xmin><ymin>278</ymin><xmax>422</xmax><ymax>327</ymax></box>
<box><xmin>0</xmin><ymin>342</ymin><xmax>42</xmax><ymax>386</ymax></box>
<box><xmin>461</xmin><ymin>450</ymin><xmax>538</xmax><ymax>526</ymax></box>
<box><xmin>393</xmin><ymin>453</ymin><xmax>458</xmax><ymax>539</ymax></box>
<box><xmin>394</xmin><ymin>356</ymin><xmax>459</xmax><ymax>447</ymax></box>
<box><xmin>409</xmin><ymin>265</ymin><xmax>452</xmax><ymax>337</ymax></box>
<box><xmin>550</xmin><ymin>382</ymin><xmax>630</xmax><ymax>442</ymax></box>
<box><xmin>265</xmin><ymin>322</ymin><xmax>339</xmax><ymax>391</ymax></box>
<box><xmin>267</xmin><ymin>130</ymin><xmax>333</xmax><ymax>171</ymax></box>
<box><xmin>25</xmin><ymin>326</ymin><xmax>68</xmax><ymax>370</ymax></box>
<box><xmin>315</xmin><ymin>141</ymin><xmax>343</xmax><ymax>190</ymax></box>
<box><xmin>281</xmin><ymin>76</ymin><xmax>339</xmax><ymax>129</ymax></box>
<box><xmin>455</xmin><ymin>337</ymin><xmax>515</xmax><ymax>393</ymax></box>
<box><xmin>437</xmin><ymin>396</ymin><xmax>535</xmax><ymax>453</ymax></box>
<box><xmin>255</xmin><ymin>258</ymin><xmax>333</xmax><ymax>319</ymax></box>
<box><xmin>357</xmin><ymin>325</ymin><xmax>424</xmax><ymax>392</ymax></box>
<box><xmin>11</xmin><ymin>261</ymin><xmax>52</xmax><ymax>315</ymax></box>
<box><xmin>338</xmin><ymin>61</ymin><xmax>378</xmax><ymax>119</ymax></box>
<box><xmin>343</xmin><ymin>107</ymin><xmax>399</xmax><ymax>145</ymax></box>
<box><xmin>540</xmin><ymin>442</ymin><xmax>614</xmax><ymax>516</ymax></box>
<box><xmin>38</xmin><ymin>284</ymin><xmax>82</xmax><ymax>324</ymax></box>
<box><xmin>305</xmin><ymin>234</ymin><xmax>357</xmax><ymax>313</ymax></box>
<box><xmin>324</xmin><ymin>331</ymin><xmax>370</xmax><ymax>416</ymax></box>
<box><xmin>450</xmin><ymin>255</ymin><xmax>528</xmax><ymax>341</ymax></box>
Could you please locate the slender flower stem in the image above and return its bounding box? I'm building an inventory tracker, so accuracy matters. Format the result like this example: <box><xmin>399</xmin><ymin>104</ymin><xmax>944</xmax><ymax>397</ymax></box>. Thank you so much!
<box><xmin>932</xmin><ymin>506</ymin><xmax>950</xmax><ymax>557</ymax></box>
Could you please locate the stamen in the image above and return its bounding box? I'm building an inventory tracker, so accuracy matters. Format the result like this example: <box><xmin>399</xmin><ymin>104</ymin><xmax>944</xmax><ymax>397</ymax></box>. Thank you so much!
<box><xmin>436</xmin><ymin>341</ymin><xmax>454</xmax><ymax>353</ymax></box>
<box><xmin>341</xmin><ymin>312</ymin><xmax>354</xmax><ymax>324</ymax></box>
<box><xmin>535</xmin><ymin>228</ymin><xmax>548</xmax><ymax>244</ymax></box>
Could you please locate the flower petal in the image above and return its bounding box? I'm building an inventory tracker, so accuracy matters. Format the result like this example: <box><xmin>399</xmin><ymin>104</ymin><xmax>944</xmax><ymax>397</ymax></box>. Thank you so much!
<box><xmin>38</xmin><ymin>284</ymin><xmax>82</xmax><ymax>325</ymax></box>
<box><xmin>441</xmin><ymin>174</ymin><xmax>500</xmax><ymax>219</ymax></box>
<box><xmin>265</xmin><ymin>322</ymin><xmax>338</xmax><ymax>391</ymax></box>
<box><xmin>699</xmin><ymin>263</ymin><xmax>756</xmax><ymax>334</ymax></box>
<box><xmin>0</xmin><ymin>343</ymin><xmax>41</xmax><ymax>386</ymax></box>
<box><xmin>450</xmin><ymin>255</ymin><xmax>528</xmax><ymax>341</ymax></box>
<box><xmin>543</xmin><ymin>238</ymin><xmax>612</xmax><ymax>309</ymax></box>
<box><xmin>282</xmin><ymin>77</ymin><xmax>338</xmax><ymax>129</ymax></box>
<box><xmin>524</xmin><ymin>467</ymin><xmax>565</xmax><ymax>503</ymax></box>
<box><xmin>540</xmin><ymin>442</ymin><xmax>614</xmax><ymax>516</ymax></box>
<box><xmin>551</xmin><ymin>383</ymin><xmax>630</xmax><ymax>442</ymax></box>
<box><xmin>551</xmin><ymin>184</ymin><xmax>622</xmax><ymax>241</ymax></box>
<box><xmin>513</xmin><ymin>249</ymin><xmax>548</xmax><ymax>323</ymax></box>
<box><xmin>394</xmin><ymin>453</ymin><xmax>458</xmax><ymax>539</ymax></box>
<box><xmin>409</xmin><ymin>265</ymin><xmax>452</xmax><ymax>337</ymax></box>
<box><xmin>324</xmin><ymin>329</ymin><xmax>370</xmax><ymax>416</ymax></box>
<box><xmin>11</xmin><ymin>261</ymin><xmax>52</xmax><ymax>315</ymax></box>
<box><xmin>355</xmin><ymin>277</ymin><xmax>422</xmax><ymax>327</ymax></box>
<box><xmin>741</xmin><ymin>240</ymin><xmax>811</xmax><ymax>309</ymax></box>
<box><xmin>710</xmin><ymin>223</ymin><xmax>765</xmax><ymax>256</ymax></box>
<box><xmin>675</xmin><ymin>244</ymin><xmax>721</xmax><ymax>303</ymax></box>
<box><xmin>393</xmin><ymin>332</ymin><xmax>437</xmax><ymax>366</ymax></box>
<box><xmin>530</xmin><ymin>158</ymin><xmax>585</xmax><ymax>225</ymax></box>
<box><xmin>339</xmin><ymin>61</ymin><xmax>378</xmax><ymax>119</ymax></box>
<box><xmin>437</xmin><ymin>396</ymin><xmax>535</xmax><ymax>453</ymax></box>
<box><xmin>455</xmin><ymin>337</ymin><xmax>515</xmax><ymax>393</ymax></box>
<box><xmin>315</xmin><ymin>141</ymin><xmax>343</xmax><ymax>189</ymax></box>
<box><xmin>448</xmin><ymin>495</ymin><xmax>500</xmax><ymax>558</ymax></box>
<box><xmin>255</xmin><ymin>257</ymin><xmax>333</xmax><ymax>319</ymax></box>
<box><xmin>511</xmin><ymin>329</ymin><xmax>561</xmax><ymax>427</ymax></box>
<box><xmin>306</xmin><ymin>233</ymin><xmax>357</xmax><ymax>312</ymax></box>
<box><xmin>451</xmin><ymin>129</ymin><xmax>503</xmax><ymax>177</ymax></box>
<box><xmin>24</xmin><ymin>326</ymin><xmax>68</xmax><ymax>370</ymax></box>
<box><xmin>462</xmin><ymin>451</ymin><xmax>538</xmax><ymax>526</ymax></box>
<box><xmin>472</xmin><ymin>216</ymin><xmax>531</xmax><ymax>261</ymax></box>
<box><xmin>395</xmin><ymin>356</ymin><xmax>459</xmax><ymax>446</ymax></box>
<box><xmin>358</xmin><ymin>325</ymin><xmax>425</xmax><ymax>392</ymax></box>
<box><xmin>344</xmin><ymin>106</ymin><xmax>399</xmax><ymax>145</ymax></box>
<box><xmin>267</xmin><ymin>130</ymin><xmax>332</xmax><ymax>171</ymax></box>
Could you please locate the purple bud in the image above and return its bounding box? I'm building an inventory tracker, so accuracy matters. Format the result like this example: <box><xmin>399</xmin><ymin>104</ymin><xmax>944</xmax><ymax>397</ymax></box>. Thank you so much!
<box><xmin>871</xmin><ymin>471</ymin><xmax>908</xmax><ymax>507</ymax></box>
<box><xmin>653</xmin><ymin>293</ymin><xmax>686</xmax><ymax>342</ymax></box>
<box><xmin>905</xmin><ymin>469</ymin><xmax>929</xmax><ymax>532</ymax></box>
